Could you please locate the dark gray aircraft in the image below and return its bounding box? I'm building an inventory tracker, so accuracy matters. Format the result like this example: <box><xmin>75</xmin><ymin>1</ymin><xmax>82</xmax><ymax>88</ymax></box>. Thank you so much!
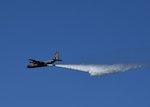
<box><xmin>27</xmin><ymin>51</ymin><xmax>62</xmax><ymax>68</ymax></box>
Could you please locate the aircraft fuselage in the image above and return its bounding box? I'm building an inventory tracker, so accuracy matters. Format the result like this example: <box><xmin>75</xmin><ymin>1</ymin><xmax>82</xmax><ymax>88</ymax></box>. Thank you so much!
<box><xmin>27</xmin><ymin>63</ymin><xmax>48</xmax><ymax>68</ymax></box>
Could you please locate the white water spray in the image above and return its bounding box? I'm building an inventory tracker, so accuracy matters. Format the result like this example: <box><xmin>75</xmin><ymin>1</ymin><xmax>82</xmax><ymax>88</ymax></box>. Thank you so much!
<box><xmin>55</xmin><ymin>64</ymin><xmax>143</xmax><ymax>76</ymax></box>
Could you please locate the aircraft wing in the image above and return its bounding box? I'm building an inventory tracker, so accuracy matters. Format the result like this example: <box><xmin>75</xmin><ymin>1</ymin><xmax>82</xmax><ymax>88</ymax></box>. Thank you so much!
<box><xmin>29</xmin><ymin>59</ymin><xmax>44</xmax><ymax>64</ymax></box>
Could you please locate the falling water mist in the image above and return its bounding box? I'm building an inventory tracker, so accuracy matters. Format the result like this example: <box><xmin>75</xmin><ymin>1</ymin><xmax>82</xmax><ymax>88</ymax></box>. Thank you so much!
<box><xmin>55</xmin><ymin>64</ymin><xmax>143</xmax><ymax>76</ymax></box>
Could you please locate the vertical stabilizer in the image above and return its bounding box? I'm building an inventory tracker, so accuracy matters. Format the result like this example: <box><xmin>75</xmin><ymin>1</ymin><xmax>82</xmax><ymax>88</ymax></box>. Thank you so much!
<box><xmin>54</xmin><ymin>51</ymin><xmax>62</xmax><ymax>61</ymax></box>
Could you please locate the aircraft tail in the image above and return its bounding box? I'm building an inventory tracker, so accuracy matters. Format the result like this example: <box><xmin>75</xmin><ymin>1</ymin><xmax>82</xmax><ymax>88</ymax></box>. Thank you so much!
<box><xmin>53</xmin><ymin>51</ymin><xmax>62</xmax><ymax>61</ymax></box>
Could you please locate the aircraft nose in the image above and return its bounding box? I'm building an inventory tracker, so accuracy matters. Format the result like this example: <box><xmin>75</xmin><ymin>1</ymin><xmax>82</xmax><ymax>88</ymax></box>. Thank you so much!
<box><xmin>27</xmin><ymin>65</ymin><xmax>30</xmax><ymax>68</ymax></box>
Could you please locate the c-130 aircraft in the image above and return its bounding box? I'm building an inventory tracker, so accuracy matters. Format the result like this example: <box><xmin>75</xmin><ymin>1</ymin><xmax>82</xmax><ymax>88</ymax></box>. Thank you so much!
<box><xmin>27</xmin><ymin>51</ymin><xmax>62</xmax><ymax>68</ymax></box>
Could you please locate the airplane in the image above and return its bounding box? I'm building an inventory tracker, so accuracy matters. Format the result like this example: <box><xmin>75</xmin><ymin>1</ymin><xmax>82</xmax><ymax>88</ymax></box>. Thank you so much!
<box><xmin>27</xmin><ymin>51</ymin><xmax>62</xmax><ymax>68</ymax></box>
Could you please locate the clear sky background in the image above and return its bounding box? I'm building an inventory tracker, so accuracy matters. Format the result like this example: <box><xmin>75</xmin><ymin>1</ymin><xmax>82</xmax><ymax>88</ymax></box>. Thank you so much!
<box><xmin>0</xmin><ymin>0</ymin><xmax>150</xmax><ymax>107</ymax></box>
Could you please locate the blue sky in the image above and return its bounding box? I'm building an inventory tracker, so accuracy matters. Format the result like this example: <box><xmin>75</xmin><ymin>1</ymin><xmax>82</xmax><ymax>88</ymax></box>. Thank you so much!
<box><xmin>0</xmin><ymin>0</ymin><xmax>150</xmax><ymax>106</ymax></box>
